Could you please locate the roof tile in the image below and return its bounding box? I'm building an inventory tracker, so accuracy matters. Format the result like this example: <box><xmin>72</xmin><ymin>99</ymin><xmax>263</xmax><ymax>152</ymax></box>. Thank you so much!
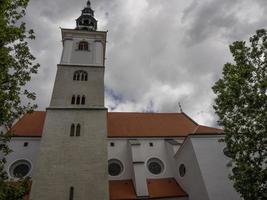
<box><xmin>11</xmin><ymin>111</ymin><xmax>223</xmax><ymax>137</ymax></box>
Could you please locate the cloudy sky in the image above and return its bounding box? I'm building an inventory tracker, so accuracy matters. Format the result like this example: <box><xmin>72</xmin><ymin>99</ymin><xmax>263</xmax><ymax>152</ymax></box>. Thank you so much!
<box><xmin>23</xmin><ymin>0</ymin><xmax>267</xmax><ymax>126</ymax></box>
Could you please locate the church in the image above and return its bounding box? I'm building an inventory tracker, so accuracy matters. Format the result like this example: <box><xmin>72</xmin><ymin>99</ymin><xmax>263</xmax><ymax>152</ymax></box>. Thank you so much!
<box><xmin>4</xmin><ymin>1</ymin><xmax>241</xmax><ymax>200</ymax></box>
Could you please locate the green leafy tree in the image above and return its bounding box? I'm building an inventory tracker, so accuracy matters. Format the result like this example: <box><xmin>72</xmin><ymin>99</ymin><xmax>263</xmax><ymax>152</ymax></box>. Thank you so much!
<box><xmin>0</xmin><ymin>0</ymin><xmax>39</xmax><ymax>199</ymax></box>
<box><xmin>212</xmin><ymin>29</ymin><xmax>267</xmax><ymax>200</ymax></box>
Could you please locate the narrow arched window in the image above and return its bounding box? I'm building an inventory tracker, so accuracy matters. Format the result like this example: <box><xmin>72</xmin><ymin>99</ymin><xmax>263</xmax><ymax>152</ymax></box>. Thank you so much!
<box><xmin>70</xmin><ymin>124</ymin><xmax>75</xmax><ymax>136</ymax></box>
<box><xmin>69</xmin><ymin>186</ymin><xmax>74</xmax><ymax>200</ymax></box>
<box><xmin>81</xmin><ymin>72</ymin><xmax>84</xmax><ymax>81</ymax></box>
<box><xmin>76</xmin><ymin>95</ymin><xmax>80</xmax><ymax>105</ymax></box>
<box><xmin>78</xmin><ymin>41</ymin><xmax>88</xmax><ymax>51</ymax></box>
<box><xmin>76</xmin><ymin>124</ymin><xmax>81</xmax><ymax>136</ymax></box>
<box><xmin>73</xmin><ymin>70</ymin><xmax>88</xmax><ymax>81</ymax></box>
<box><xmin>81</xmin><ymin>95</ymin><xmax>85</xmax><ymax>105</ymax></box>
<box><xmin>71</xmin><ymin>95</ymin><xmax>75</xmax><ymax>104</ymax></box>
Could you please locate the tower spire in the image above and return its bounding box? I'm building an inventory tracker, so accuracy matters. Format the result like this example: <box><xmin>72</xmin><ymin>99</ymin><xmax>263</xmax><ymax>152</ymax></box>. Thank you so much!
<box><xmin>87</xmin><ymin>0</ymin><xmax>91</xmax><ymax>7</ymax></box>
<box><xmin>76</xmin><ymin>1</ymin><xmax>97</xmax><ymax>31</ymax></box>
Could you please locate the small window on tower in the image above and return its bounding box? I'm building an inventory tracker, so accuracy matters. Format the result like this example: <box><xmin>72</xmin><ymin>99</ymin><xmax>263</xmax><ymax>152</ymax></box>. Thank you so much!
<box><xmin>81</xmin><ymin>95</ymin><xmax>85</xmax><ymax>105</ymax></box>
<box><xmin>73</xmin><ymin>70</ymin><xmax>88</xmax><ymax>81</ymax></box>
<box><xmin>69</xmin><ymin>186</ymin><xmax>74</xmax><ymax>200</ymax></box>
<box><xmin>71</xmin><ymin>95</ymin><xmax>75</xmax><ymax>104</ymax></box>
<box><xmin>76</xmin><ymin>124</ymin><xmax>81</xmax><ymax>136</ymax></box>
<box><xmin>70</xmin><ymin>124</ymin><xmax>75</xmax><ymax>136</ymax></box>
<box><xmin>76</xmin><ymin>95</ymin><xmax>80</xmax><ymax>105</ymax></box>
<box><xmin>78</xmin><ymin>41</ymin><xmax>89</xmax><ymax>51</ymax></box>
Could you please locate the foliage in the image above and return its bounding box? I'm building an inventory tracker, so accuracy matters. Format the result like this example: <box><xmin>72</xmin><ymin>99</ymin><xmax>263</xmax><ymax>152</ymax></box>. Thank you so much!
<box><xmin>0</xmin><ymin>0</ymin><xmax>39</xmax><ymax>199</ymax></box>
<box><xmin>0</xmin><ymin>177</ymin><xmax>31</xmax><ymax>200</ymax></box>
<box><xmin>213</xmin><ymin>29</ymin><xmax>267</xmax><ymax>200</ymax></box>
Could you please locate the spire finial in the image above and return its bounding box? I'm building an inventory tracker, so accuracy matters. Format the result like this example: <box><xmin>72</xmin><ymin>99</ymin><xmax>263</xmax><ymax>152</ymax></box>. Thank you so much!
<box><xmin>178</xmin><ymin>102</ymin><xmax>183</xmax><ymax>113</ymax></box>
<box><xmin>87</xmin><ymin>0</ymin><xmax>91</xmax><ymax>7</ymax></box>
<box><xmin>75</xmin><ymin>0</ymin><xmax>97</xmax><ymax>31</ymax></box>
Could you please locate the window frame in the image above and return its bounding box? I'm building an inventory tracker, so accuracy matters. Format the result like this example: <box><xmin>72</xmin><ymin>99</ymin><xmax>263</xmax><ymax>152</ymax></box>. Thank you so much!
<box><xmin>78</xmin><ymin>41</ymin><xmax>89</xmax><ymax>51</ymax></box>
<box><xmin>108</xmin><ymin>159</ymin><xmax>124</xmax><ymax>177</ymax></box>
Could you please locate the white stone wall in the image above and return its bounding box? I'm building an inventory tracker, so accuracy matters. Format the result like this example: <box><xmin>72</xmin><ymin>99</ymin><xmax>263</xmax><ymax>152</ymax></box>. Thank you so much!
<box><xmin>108</xmin><ymin>138</ymin><xmax>183</xmax><ymax>181</ymax></box>
<box><xmin>4</xmin><ymin>137</ymin><xmax>40</xmax><ymax>179</ymax></box>
<box><xmin>60</xmin><ymin>29</ymin><xmax>106</xmax><ymax>66</ymax></box>
<box><xmin>175</xmin><ymin>135</ymin><xmax>241</xmax><ymax>200</ymax></box>
<box><xmin>30</xmin><ymin>109</ymin><xmax>108</xmax><ymax>200</ymax></box>
<box><xmin>191</xmin><ymin>136</ymin><xmax>241</xmax><ymax>200</ymax></box>
<box><xmin>174</xmin><ymin>138</ymin><xmax>209</xmax><ymax>200</ymax></box>
<box><xmin>50</xmin><ymin>65</ymin><xmax>104</xmax><ymax>107</ymax></box>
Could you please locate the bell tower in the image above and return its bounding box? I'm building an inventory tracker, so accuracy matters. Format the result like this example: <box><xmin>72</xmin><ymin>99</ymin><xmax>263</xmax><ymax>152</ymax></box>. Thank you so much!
<box><xmin>30</xmin><ymin>1</ymin><xmax>108</xmax><ymax>199</ymax></box>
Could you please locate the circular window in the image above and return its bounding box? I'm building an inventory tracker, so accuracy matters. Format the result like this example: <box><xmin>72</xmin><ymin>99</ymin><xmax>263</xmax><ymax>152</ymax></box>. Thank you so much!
<box><xmin>108</xmin><ymin>159</ymin><xmax>123</xmax><ymax>176</ymax></box>
<box><xmin>147</xmin><ymin>158</ymin><xmax>164</xmax><ymax>175</ymax></box>
<box><xmin>179</xmin><ymin>164</ymin><xmax>186</xmax><ymax>177</ymax></box>
<box><xmin>10</xmin><ymin>160</ymin><xmax>31</xmax><ymax>178</ymax></box>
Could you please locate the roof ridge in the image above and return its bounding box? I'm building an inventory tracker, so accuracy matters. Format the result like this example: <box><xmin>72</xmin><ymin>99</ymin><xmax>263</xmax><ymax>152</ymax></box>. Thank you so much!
<box><xmin>180</xmin><ymin>112</ymin><xmax>199</xmax><ymax>126</ymax></box>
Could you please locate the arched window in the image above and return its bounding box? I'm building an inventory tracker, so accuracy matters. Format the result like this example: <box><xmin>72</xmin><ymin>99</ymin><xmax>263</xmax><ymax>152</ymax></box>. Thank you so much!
<box><xmin>81</xmin><ymin>73</ymin><xmax>84</xmax><ymax>81</ymax></box>
<box><xmin>76</xmin><ymin>95</ymin><xmax>80</xmax><ymax>105</ymax></box>
<box><xmin>71</xmin><ymin>95</ymin><xmax>75</xmax><ymax>104</ymax></box>
<box><xmin>73</xmin><ymin>70</ymin><xmax>88</xmax><ymax>81</ymax></box>
<box><xmin>76</xmin><ymin>124</ymin><xmax>81</xmax><ymax>136</ymax></box>
<box><xmin>81</xmin><ymin>95</ymin><xmax>85</xmax><ymax>105</ymax></box>
<box><xmin>70</xmin><ymin>124</ymin><xmax>75</xmax><ymax>136</ymax></box>
<box><xmin>69</xmin><ymin>186</ymin><xmax>74</xmax><ymax>200</ymax></box>
<box><xmin>78</xmin><ymin>41</ymin><xmax>89</xmax><ymax>51</ymax></box>
<box><xmin>73</xmin><ymin>73</ymin><xmax>77</xmax><ymax>81</ymax></box>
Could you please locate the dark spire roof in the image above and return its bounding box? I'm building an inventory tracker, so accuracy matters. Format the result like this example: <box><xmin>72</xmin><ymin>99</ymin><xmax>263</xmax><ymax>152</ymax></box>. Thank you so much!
<box><xmin>76</xmin><ymin>1</ymin><xmax>97</xmax><ymax>31</ymax></box>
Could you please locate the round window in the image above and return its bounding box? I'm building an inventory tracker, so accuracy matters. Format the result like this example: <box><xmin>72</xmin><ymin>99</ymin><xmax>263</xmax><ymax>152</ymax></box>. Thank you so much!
<box><xmin>108</xmin><ymin>159</ymin><xmax>123</xmax><ymax>176</ymax></box>
<box><xmin>179</xmin><ymin>164</ymin><xmax>186</xmax><ymax>177</ymax></box>
<box><xmin>147</xmin><ymin>158</ymin><xmax>164</xmax><ymax>175</ymax></box>
<box><xmin>10</xmin><ymin>160</ymin><xmax>31</xmax><ymax>178</ymax></box>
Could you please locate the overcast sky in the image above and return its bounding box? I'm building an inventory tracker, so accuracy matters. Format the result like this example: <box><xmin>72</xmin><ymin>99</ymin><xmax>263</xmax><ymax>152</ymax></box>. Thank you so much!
<box><xmin>23</xmin><ymin>0</ymin><xmax>267</xmax><ymax>126</ymax></box>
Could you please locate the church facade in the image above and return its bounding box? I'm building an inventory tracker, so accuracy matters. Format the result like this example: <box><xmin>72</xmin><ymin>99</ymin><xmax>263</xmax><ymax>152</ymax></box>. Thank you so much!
<box><xmin>3</xmin><ymin>1</ymin><xmax>241</xmax><ymax>200</ymax></box>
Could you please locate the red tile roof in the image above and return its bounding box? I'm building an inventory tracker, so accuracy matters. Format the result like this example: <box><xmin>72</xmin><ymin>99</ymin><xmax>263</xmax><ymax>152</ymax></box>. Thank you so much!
<box><xmin>107</xmin><ymin>112</ymin><xmax>198</xmax><ymax>137</ymax></box>
<box><xmin>194</xmin><ymin>125</ymin><xmax>224</xmax><ymax>134</ymax></box>
<box><xmin>10</xmin><ymin>111</ymin><xmax>46</xmax><ymax>137</ymax></box>
<box><xmin>109</xmin><ymin>178</ymin><xmax>187</xmax><ymax>199</ymax></box>
<box><xmin>147</xmin><ymin>178</ymin><xmax>187</xmax><ymax>198</ymax></box>
<box><xmin>109</xmin><ymin>180</ymin><xmax>137</xmax><ymax>200</ymax></box>
<box><xmin>11</xmin><ymin>111</ymin><xmax>223</xmax><ymax>137</ymax></box>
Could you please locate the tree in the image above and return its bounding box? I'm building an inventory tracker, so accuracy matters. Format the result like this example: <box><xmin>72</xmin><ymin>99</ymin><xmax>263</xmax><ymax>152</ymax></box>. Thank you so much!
<box><xmin>212</xmin><ymin>29</ymin><xmax>267</xmax><ymax>200</ymax></box>
<box><xmin>0</xmin><ymin>0</ymin><xmax>39</xmax><ymax>199</ymax></box>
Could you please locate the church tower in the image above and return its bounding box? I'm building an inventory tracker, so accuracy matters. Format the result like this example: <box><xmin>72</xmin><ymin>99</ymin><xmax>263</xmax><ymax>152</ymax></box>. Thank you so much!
<box><xmin>30</xmin><ymin>1</ymin><xmax>108</xmax><ymax>199</ymax></box>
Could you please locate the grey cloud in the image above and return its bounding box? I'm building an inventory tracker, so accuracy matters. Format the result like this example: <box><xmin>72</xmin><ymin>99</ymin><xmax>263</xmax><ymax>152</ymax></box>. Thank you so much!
<box><xmin>182</xmin><ymin>0</ymin><xmax>267</xmax><ymax>45</ymax></box>
<box><xmin>21</xmin><ymin>0</ymin><xmax>266</xmax><ymax>127</ymax></box>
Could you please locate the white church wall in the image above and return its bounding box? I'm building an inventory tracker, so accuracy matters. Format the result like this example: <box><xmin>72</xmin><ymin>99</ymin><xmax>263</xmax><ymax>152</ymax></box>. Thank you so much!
<box><xmin>108</xmin><ymin>138</ymin><xmax>183</xmax><ymax>180</ymax></box>
<box><xmin>50</xmin><ymin>65</ymin><xmax>105</xmax><ymax>107</ymax></box>
<box><xmin>191</xmin><ymin>136</ymin><xmax>241</xmax><ymax>200</ymax></box>
<box><xmin>108</xmin><ymin>139</ymin><xmax>133</xmax><ymax>180</ymax></box>
<box><xmin>165</xmin><ymin>140</ymin><xmax>183</xmax><ymax>177</ymax></box>
<box><xmin>60</xmin><ymin>38</ymin><xmax>73</xmax><ymax>64</ymax></box>
<box><xmin>60</xmin><ymin>31</ymin><xmax>105</xmax><ymax>67</ymax></box>
<box><xmin>70</xmin><ymin>38</ymin><xmax>94</xmax><ymax>65</ymax></box>
<box><xmin>174</xmin><ymin>138</ymin><xmax>210</xmax><ymax>200</ymax></box>
<box><xmin>30</xmin><ymin>109</ymin><xmax>108</xmax><ymax>200</ymax></box>
<box><xmin>4</xmin><ymin>137</ymin><xmax>40</xmax><ymax>179</ymax></box>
